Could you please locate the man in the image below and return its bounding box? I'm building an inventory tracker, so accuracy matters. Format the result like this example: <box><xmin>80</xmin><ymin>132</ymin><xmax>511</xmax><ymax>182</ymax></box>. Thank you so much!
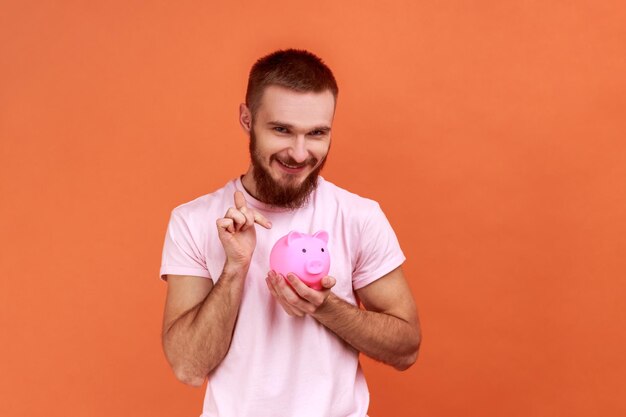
<box><xmin>160</xmin><ymin>49</ymin><xmax>421</xmax><ymax>417</ymax></box>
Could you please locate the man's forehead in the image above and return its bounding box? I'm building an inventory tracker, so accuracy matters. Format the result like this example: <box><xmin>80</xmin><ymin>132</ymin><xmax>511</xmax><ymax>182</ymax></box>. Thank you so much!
<box><xmin>256</xmin><ymin>85</ymin><xmax>335</xmax><ymax>127</ymax></box>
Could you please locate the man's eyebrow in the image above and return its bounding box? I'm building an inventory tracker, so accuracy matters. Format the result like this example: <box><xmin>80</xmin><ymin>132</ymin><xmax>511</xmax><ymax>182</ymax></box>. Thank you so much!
<box><xmin>267</xmin><ymin>121</ymin><xmax>331</xmax><ymax>132</ymax></box>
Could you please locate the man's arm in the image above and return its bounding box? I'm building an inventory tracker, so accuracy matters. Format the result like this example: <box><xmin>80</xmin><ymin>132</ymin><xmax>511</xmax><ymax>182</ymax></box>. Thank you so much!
<box><xmin>266</xmin><ymin>266</ymin><xmax>421</xmax><ymax>370</ymax></box>
<box><xmin>161</xmin><ymin>263</ymin><xmax>248</xmax><ymax>387</ymax></box>
<box><xmin>161</xmin><ymin>191</ymin><xmax>271</xmax><ymax>386</ymax></box>
<box><xmin>315</xmin><ymin>267</ymin><xmax>421</xmax><ymax>370</ymax></box>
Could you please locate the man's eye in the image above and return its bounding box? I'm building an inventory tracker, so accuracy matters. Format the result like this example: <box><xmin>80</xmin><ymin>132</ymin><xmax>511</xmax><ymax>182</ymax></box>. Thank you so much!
<box><xmin>310</xmin><ymin>130</ymin><xmax>324</xmax><ymax>136</ymax></box>
<box><xmin>273</xmin><ymin>127</ymin><xmax>288</xmax><ymax>133</ymax></box>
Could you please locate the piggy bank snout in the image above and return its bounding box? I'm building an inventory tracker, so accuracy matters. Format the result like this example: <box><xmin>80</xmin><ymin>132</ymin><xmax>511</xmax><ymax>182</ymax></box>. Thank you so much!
<box><xmin>305</xmin><ymin>259</ymin><xmax>325</xmax><ymax>275</ymax></box>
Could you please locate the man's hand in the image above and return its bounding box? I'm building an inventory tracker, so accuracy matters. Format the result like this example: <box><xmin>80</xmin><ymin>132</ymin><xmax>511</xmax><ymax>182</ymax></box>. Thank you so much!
<box><xmin>216</xmin><ymin>191</ymin><xmax>272</xmax><ymax>268</ymax></box>
<box><xmin>265</xmin><ymin>270</ymin><xmax>336</xmax><ymax>317</ymax></box>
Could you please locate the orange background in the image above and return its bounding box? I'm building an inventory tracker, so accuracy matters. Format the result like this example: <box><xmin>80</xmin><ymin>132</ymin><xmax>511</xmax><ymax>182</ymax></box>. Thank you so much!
<box><xmin>1</xmin><ymin>1</ymin><xmax>625</xmax><ymax>416</ymax></box>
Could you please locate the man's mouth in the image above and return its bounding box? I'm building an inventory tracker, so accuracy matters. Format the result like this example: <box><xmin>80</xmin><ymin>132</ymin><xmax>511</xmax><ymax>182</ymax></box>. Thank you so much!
<box><xmin>277</xmin><ymin>159</ymin><xmax>307</xmax><ymax>170</ymax></box>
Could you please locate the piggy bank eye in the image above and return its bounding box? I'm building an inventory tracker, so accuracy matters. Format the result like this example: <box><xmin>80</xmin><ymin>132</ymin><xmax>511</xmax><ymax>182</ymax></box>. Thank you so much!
<box><xmin>321</xmin><ymin>248</ymin><xmax>325</xmax><ymax>252</ymax></box>
<box><xmin>302</xmin><ymin>248</ymin><xmax>307</xmax><ymax>253</ymax></box>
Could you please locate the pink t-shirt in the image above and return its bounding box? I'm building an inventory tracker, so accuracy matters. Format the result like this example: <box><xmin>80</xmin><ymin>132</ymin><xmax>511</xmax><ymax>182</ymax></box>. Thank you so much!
<box><xmin>160</xmin><ymin>176</ymin><xmax>405</xmax><ymax>417</ymax></box>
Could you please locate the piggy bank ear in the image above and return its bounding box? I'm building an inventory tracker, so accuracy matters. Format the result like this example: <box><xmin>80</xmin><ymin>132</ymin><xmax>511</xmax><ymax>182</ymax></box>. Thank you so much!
<box><xmin>287</xmin><ymin>231</ymin><xmax>305</xmax><ymax>246</ymax></box>
<box><xmin>313</xmin><ymin>230</ymin><xmax>329</xmax><ymax>243</ymax></box>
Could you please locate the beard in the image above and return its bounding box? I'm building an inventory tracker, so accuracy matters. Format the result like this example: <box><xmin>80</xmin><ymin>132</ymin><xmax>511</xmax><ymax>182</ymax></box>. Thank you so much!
<box><xmin>248</xmin><ymin>128</ymin><xmax>328</xmax><ymax>209</ymax></box>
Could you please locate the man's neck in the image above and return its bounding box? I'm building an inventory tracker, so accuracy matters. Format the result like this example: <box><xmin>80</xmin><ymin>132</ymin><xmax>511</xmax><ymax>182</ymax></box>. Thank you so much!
<box><xmin>240</xmin><ymin>168</ymin><xmax>258</xmax><ymax>199</ymax></box>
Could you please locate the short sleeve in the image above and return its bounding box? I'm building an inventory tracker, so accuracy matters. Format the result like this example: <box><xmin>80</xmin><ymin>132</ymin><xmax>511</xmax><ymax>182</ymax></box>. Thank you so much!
<box><xmin>352</xmin><ymin>202</ymin><xmax>405</xmax><ymax>289</ymax></box>
<box><xmin>159</xmin><ymin>210</ymin><xmax>211</xmax><ymax>281</ymax></box>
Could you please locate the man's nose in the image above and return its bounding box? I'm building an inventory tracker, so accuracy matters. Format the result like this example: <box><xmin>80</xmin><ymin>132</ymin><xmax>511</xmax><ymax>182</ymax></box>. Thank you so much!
<box><xmin>288</xmin><ymin>136</ymin><xmax>309</xmax><ymax>164</ymax></box>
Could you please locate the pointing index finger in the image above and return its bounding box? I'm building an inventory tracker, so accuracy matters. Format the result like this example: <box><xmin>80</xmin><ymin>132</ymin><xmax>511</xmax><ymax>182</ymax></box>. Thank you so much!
<box><xmin>253</xmin><ymin>211</ymin><xmax>272</xmax><ymax>229</ymax></box>
<box><xmin>234</xmin><ymin>190</ymin><xmax>272</xmax><ymax>229</ymax></box>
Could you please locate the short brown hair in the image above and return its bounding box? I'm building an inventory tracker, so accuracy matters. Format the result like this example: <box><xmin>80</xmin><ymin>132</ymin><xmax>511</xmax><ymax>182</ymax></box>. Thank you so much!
<box><xmin>245</xmin><ymin>49</ymin><xmax>339</xmax><ymax>118</ymax></box>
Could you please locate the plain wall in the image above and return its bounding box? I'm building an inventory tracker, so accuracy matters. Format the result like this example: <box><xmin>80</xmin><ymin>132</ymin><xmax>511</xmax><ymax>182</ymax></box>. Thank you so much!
<box><xmin>1</xmin><ymin>1</ymin><xmax>625</xmax><ymax>416</ymax></box>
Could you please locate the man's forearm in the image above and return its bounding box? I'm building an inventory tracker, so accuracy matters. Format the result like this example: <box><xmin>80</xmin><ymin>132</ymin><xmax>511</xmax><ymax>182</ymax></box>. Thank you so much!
<box><xmin>312</xmin><ymin>293</ymin><xmax>421</xmax><ymax>370</ymax></box>
<box><xmin>162</xmin><ymin>263</ymin><xmax>248</xmax><ymax>386</ymax></box>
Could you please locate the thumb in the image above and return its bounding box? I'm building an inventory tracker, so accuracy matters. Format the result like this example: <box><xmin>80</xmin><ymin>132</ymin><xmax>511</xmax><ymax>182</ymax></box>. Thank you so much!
<box><xmin>322</xmin><ymin>276</ymin><xmax>336</xmax><ymax>289</ymax></box>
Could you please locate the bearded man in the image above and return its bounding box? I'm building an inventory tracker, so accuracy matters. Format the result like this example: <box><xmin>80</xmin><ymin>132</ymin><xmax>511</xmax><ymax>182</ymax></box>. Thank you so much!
<box><xmin>159</xmin><ymin>49</ymin><xmax>421</xmax><ymax>417</ymax></box>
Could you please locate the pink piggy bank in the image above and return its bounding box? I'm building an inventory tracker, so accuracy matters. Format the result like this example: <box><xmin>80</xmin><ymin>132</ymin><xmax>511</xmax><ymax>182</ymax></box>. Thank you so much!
<box><xmin>269</xmin><ymin>230</ymin><xmax>331</xmax><ymax>290</ymax></box>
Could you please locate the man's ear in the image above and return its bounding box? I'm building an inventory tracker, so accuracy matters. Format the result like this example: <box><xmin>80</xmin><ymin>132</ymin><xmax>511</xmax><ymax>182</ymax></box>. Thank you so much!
<box><xmin>239</xmin><ymin>103</ymin><xmax>252</xmax><ymax>133</ymax></box>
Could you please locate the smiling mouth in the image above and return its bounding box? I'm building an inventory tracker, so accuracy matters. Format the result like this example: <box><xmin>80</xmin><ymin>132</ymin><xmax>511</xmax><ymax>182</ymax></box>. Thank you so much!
<box><xmin>276</xmin><ymin>159</ymin><xmax>307</xmax><ymax>170</ymax></box>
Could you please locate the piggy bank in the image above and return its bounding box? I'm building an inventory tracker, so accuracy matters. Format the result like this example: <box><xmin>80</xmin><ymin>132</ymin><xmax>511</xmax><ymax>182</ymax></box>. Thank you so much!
<box><xmin>269</xmin><ymin>230</ymin><xmax>331</xmax><ymax>290</ymax></box>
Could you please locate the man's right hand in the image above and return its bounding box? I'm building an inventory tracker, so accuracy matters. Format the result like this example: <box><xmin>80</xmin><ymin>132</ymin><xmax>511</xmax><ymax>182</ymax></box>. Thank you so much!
<box><xmin>216</xmin><ymin>191</ymin><xmax>272</xmax><ymax>269</ymax></box>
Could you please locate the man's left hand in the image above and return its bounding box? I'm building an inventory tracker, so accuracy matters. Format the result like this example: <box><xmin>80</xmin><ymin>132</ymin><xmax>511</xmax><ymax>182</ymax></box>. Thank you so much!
<box><xmin>265</xmin><ymin>270</ymin><xmax>336</xmax><ymax>317</ymax></box>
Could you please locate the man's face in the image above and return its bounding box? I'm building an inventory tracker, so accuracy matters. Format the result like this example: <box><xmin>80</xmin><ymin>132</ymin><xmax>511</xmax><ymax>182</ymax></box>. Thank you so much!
<box><xmin>247</xmin><ymin>85</ymin><xmax>334</xmax><ymax>209</ymax></box>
